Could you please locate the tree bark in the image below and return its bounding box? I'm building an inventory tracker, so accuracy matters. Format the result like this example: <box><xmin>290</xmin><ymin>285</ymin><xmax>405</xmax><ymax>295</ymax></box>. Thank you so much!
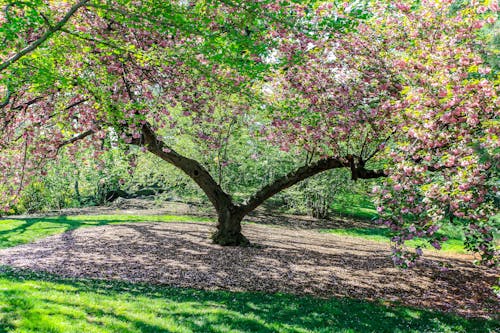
<box><xmin>211</xmin><ymin>205</ymin><xmax>249</xmax><ymax>246</ymax></box>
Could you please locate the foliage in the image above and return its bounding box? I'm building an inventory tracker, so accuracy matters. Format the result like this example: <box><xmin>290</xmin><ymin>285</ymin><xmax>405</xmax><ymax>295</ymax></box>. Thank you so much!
<box><xmin>9</xmin><ymin>148</ymin><xmax>133</xmax><ymax>213</ymax></box>
<box><xmin>0</xmin><ymin>267</ymin><xmax>497</xmax><ymax>333</ymax></box>
<box><xmin>368</xmin><ymin>1</ymin><xmax>499</xmax><ymax>267</ymax></box>
<box><xmin>278</xmin><ymin>169</ymin><xmax>352</xmax><ymax>218</ymax></box>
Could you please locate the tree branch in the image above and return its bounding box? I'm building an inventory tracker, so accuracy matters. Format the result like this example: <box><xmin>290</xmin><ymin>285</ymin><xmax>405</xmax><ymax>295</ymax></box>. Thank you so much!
<box><xmin>140</xmin><ymin>123</ymin><xmax>385</xmax><ymax>216</ymax></box>
<box><xmin>55</xmin><ymin>129</ymin><xmax>94</xmax><ymax>155</ymax></box>
<box><xmin>242</xmin><ymin>157</ymin><xmax>345</xmax><ymax>214</ymax></box>
<box><xmin>12</xmin><ymin>95</ymin><xmax>45</xmax><ymax>110</ymax></box>
<box><xmin>139</xmin><ymin>123</ymin><xmax>234</xmax><ymax>212</ymax></box>
<box><xmin>0</xmin><ymin>87</ymin><xmax>11</xmax><ymax>108</ymax></box>
<box><xmin>242</xmin><ymin>156</ymin><xmax>385</xmax><ymax>214</ymax></box>
<box><xmin>0</xmin><ymin>0</ymin><xmax>89</xmax><ymax>73</ymax></box>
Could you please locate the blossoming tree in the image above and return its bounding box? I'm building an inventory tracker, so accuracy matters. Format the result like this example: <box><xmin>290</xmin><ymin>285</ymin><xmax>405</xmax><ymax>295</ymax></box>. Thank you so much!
<box><xmin>0</xmin><ymin>0</ymin><xmax>497</xmax><ymax>265</ymax></box>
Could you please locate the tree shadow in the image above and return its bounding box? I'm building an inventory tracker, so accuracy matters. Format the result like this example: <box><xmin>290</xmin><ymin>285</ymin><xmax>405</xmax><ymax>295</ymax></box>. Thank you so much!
<box><xmin>0</xmin><ymin>215</ymin><xmax>200</xmax><ymax>249</ymax></box>
<box><xmin>0</xmin><ymin>222</ymin><xmax>497</xmax><ymax>319</ymax></box>
<box><xmin>0</xmin><ymin>267</ymin><xmax>497</xmax><ymax>333</ymax></box>
<box><xmin>245</xmin><ymin>209</ymin><xmax>376</xmax><ymax>230</ymax></box>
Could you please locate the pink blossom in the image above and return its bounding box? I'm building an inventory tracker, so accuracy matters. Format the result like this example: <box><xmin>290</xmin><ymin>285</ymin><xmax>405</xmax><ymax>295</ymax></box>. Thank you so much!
<box><xmin>476</xmin><ymin>6</ymin><xmax>488</xmax><ymax>14</ymax></box>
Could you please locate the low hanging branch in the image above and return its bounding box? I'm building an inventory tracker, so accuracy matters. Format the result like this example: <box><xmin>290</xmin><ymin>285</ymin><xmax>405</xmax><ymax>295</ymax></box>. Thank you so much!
<box><xmin>56</xmin><ymin>129</ymin><xmax>94</xmax><ymax>152</ymax></box>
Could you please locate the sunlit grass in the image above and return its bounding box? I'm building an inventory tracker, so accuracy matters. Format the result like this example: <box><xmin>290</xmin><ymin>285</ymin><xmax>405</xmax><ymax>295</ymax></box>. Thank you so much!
<box><xmin>0</xmin><ymin>268</ymin><xmax>497</xmax><ymax>333</ymax></box>
<box><xmin>329</xmin><ymin>193</ymin><xmax>499</xmax><ymax>254</ymax></box>
<box><xmin>321</xmin><ymin>227</ymin><xmax>467</xmax><ymax>253</ymax></box>
<box><xmin>331</xmin><ymin>192</ymin><xmax>378</xmax><ymax>220</ymax></box>
<box><xmin>328</xmin><ymin>192</ymin><xmax>467</xmax><ymax>253</ymax></box>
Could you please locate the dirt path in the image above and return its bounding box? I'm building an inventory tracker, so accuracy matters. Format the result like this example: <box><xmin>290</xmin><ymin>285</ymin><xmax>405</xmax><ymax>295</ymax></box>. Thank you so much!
<box><xmin>0</xmin><ymin>221</ymin><xmax>497</xmax><ymax>319</ymax></box>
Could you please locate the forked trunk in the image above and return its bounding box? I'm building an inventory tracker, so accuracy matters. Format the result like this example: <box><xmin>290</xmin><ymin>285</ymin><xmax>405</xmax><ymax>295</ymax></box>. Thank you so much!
<box><xmin>140</xmin><ymin>122</ymin><xmax>385</xmax><ymax>247</ymax></box>
<box><xmin>212</xmin><ymin>207</ymin><xmax>249</xmax><ymax>246</ymax></box>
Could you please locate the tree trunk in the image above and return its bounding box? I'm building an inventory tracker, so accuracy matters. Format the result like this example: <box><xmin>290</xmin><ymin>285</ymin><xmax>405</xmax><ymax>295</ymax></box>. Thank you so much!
<box><xmin>212</xmin><ymin>206</ymin><xmax>249</xmax><ymax>246</ymax></box>
<box><xmin>137</xmin><ymin>122</ymin><xmax>386</xmax><ymax>247</ymax></box>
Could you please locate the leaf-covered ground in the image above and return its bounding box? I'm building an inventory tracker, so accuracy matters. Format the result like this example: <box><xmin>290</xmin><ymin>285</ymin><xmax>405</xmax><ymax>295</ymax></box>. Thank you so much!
<box><xmin>0</xmin><ymin>221</ymin><xmax>497</xmax><ymax>319</ymax></box>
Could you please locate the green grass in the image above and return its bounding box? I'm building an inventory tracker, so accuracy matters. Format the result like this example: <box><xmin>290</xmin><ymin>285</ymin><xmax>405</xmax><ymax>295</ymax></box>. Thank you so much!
<box><xmin>0</xmin><ymin>214</ymin><xmax>213</xmax><ymax>249</ymax></box>
<box><xmin>330</xmin><ymin>192</ymin><xmax>378</xmax><ymax>220</ymax></box>
<box><xmin>329</xmin><ymin>192</ymin><xmax>499</xmax><ymax>254</ymax></box>
<box><xmin>321</xmin><ymin>227</ymin><xmax>467</xmax><ymax>253</ymax></box>
<box><xmin>328</xmin><ymin>192</ymin><xmax>467</xmax><ymax>253</ymax></box>
<box><xmin>0</xmin><ymin>267</ymin><xmax>497</xmax><ymax>333</ymax></box>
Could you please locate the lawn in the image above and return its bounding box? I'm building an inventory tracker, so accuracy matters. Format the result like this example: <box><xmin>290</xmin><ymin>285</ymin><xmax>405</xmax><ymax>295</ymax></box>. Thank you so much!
<box><xmin>328</xmin><ymin>192</ymin><xmax>499</xmax><ymax>254</ymax></box>
<box><xmin>0</xmin><ymin>267</ymin><xmax>497</xmax><ymax>333</ymax></box>
<box><xmin>330</xmin><ymin>192</ymin><xmax>379</xmax><ymax>220</ymax></box>
<box><xmin>322</xmin><ymin>227</ymin><xmax>467</xmax><ymax>253</ymax></box>
<box><xmin>0</xmin><ymin>213</ymin><xmax>498</xmax><ymax>332</ymax></box>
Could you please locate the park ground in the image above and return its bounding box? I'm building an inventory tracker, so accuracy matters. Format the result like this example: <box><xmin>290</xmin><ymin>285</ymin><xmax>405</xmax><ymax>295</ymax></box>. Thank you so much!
<box><xmin>0</xmin><ymin>199</ymin><xmax>498</xmax><ymax>333</ymax></box>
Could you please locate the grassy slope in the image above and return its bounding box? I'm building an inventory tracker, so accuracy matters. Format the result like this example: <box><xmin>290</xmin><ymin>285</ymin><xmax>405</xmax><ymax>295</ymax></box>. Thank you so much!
<box><xmin>329</xmin><ymin>192</ymin><xmax>500</xmax><ymax>253</ymax></box>
<box><xmin>0</xmin><ymin>268</ymin><xmax>497</xmax><ymax>333</ymax></box>
<box><xmin>330</xmin><ymin>193</ymin><xmax>465</xmax><ymax>251</ymax></box>
<box><xmin>330</xmin><ymin>192</ymin><xmax>379</xmax><ymax>220</ymax></box>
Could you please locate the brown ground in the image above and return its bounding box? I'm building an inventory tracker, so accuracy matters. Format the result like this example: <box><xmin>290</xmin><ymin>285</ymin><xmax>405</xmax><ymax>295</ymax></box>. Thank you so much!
<box><xmin>0</xmin><ymin>219</ymin><xmax>498</xmax><ymax>319</ymax></box>
<box><xmin>15</xmin><ymin>198</ymin><xmax>373</xmax><ymax>230</ymax></box>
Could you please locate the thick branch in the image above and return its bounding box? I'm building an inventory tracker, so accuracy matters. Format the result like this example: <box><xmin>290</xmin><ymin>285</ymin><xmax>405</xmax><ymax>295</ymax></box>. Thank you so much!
<box><xmin>242</xmin><ymin>157</ymin><xmax>345</xmax><ymax>214</ymax></box>
<box><xmin>54</xmin><ymin>129</ymin><xmax>94</xmax><ymax>157</ymax></box>
<box><xmin>0</xmin><ymin>0</ymin><xmax>89</xmax><ymax>73</ymax></box>
<box><xmin>140</xmin><ymin>123</ymin><xmax>234</xmax><ymax>212</ymax></box>
<box><xmin>242</xmin><ymin>157</ymin><xmax>385</xmax><ymax>214</ymax></box>
<box><xmin>12</xmin><ymin>96</ymin><xmax>45</xmax><ymax>110</ymax></box>
<box><xmin>352</xmin><ymin>165</ymin><xmax>386</xmax><ymax>180</ymax></box>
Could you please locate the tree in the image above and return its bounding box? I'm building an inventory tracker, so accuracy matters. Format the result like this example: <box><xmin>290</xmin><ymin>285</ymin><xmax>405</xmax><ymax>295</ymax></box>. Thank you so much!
<box><xmin>372</xmin><ymin>1</ymin><xmax>499</xmax><ymax>267</ymax></box>
<box><xmin>0</xmin><ymin>0</ymin><xmax>497</xmax><ymax>266</ymax></box>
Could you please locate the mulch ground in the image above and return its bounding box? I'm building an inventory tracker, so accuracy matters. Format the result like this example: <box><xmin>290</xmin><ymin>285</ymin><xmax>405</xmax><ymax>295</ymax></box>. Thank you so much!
<box><xmin>0</xmin><ymin>220</ymin><xmax>498</xmax><ymax>319</ymax></box>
